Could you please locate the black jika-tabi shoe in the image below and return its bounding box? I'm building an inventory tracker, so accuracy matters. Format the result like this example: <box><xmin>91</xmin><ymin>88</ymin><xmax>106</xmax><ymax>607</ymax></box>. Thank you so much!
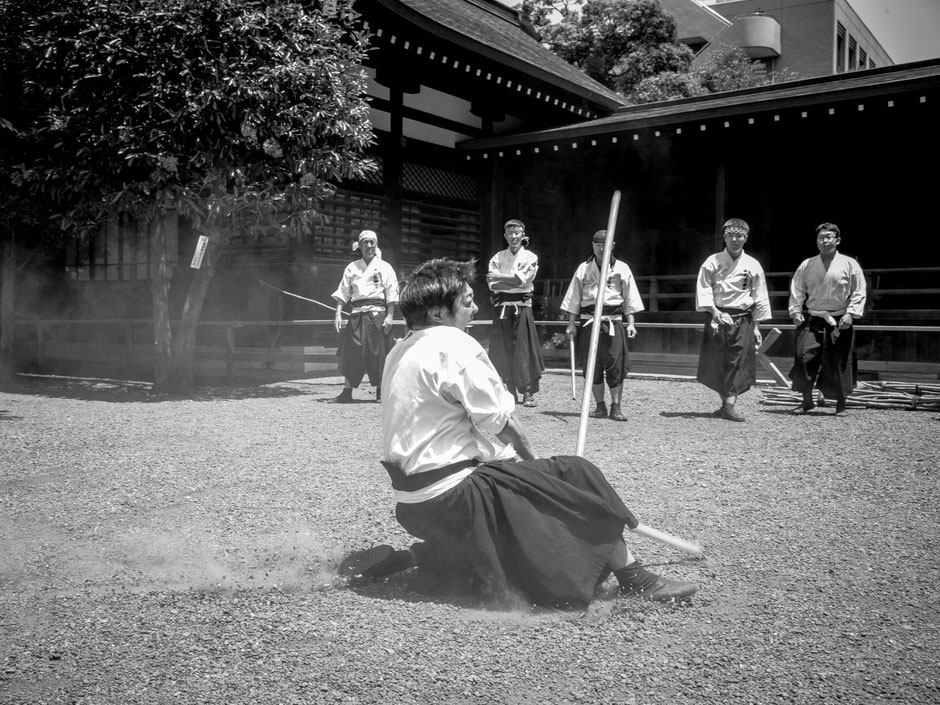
<box><xmin>615</xmin><ymin>561</ymin><xmax>699</xmax><ymax>602</ymax></box>
<box><xmin>338</xmin><ymin>545</ymin><xmax>415</xmax><ymax>580</ymax></box>
<box><xmin>608</xmin><ymin>403</ymin><xmax>627</xmax><ymax>422</ymax></box>
<box><xmin>330</xmin><ymin>388</ymin><xmax>354</xmax><ymax>404</ymax></box>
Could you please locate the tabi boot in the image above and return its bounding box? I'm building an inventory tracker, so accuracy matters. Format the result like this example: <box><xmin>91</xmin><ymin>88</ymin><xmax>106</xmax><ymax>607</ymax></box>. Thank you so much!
<box><xmin>615</xmin><ymin>561</ymin><xmax>699</xmax><ymax>602</ymax></box>
<box><xmin>608</xmin><ymin>403</ymin><xmax>627</xmax><ymax>422</ymax></box>
<box><xmin>522</xmin><ymin>393</ymin><xmax>537</xmax><ymax>408</ymax></box>
<box><xmin>330</xmin><ymin>388</ymin><xmax>354</xmax><ymax>404</ymax></box>
<box><xmin>835</xmin><ymin>397</ymin><xmax>847</xmax><ymax>414</ymax></box>
<box><xmin>718</xmin><ymin>403</ymin><xmax>745</xmax><ymax>422</ymax></box>
<box><xmin>792</xmin><ymin>398</ymin><xmax>816</xmax><ymax>415</ymax></box>
<box><xmin>338</xmin><ymin>545</ymin><xmax>415</xmax><ymax>580</ymax></box>
<box><xmin>591</xmin><ymin>401</ymin><xmax>608</xmax><ymax>419</ymax></box>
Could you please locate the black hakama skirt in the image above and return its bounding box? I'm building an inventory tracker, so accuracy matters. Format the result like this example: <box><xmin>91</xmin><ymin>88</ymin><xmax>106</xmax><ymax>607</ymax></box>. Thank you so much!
<box><xmin>696</xmin><ymin>311</ymin><xmax>758</xmax><ymax>397</ymax></box>
<box><xmin>487</xmin><ymin>305</ymin><xmax>545</xmax><ymax>395</ymax></box>
<box><xmin>395</xmin><ymin>456</ymin><xmax>637</xmax><ymax>609</ymax></box>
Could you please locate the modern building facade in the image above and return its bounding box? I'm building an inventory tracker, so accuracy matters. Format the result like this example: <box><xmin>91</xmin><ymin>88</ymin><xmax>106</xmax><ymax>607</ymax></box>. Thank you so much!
<box><xmin>689</xmin><ymin>0</ymin><xmax>893</xmax><ymax>78</ymax></box>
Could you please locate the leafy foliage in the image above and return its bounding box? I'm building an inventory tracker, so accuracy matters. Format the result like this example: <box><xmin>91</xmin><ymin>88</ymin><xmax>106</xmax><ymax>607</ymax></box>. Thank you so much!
<box><xmin>15</xmin><ymin>0</ymin><xmax>375</xmax><ymax>241</ymax></box>
<box><xmin>521</xmin><ymin>1</ymin><xmax>797</xmax><ymax>104</ymax></box>
<box><xmin>629</xmin><ymin>47</ymin><xmax>798</xmax><ymax>103</ymax></box>
<box><xmin>629</xmin><ymin>70</ymin><xmax>704</xmax><ymax>104</ymax></box>
<box><xmin>523</xmin><ymin>0</ymin><xmax>693</xmax><ymax>95</ymax></box>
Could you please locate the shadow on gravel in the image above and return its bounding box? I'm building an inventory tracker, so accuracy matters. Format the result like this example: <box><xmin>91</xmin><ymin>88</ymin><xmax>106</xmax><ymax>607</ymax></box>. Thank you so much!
<box><xmin>3</xmin><ymin>376</ymin><xmax>313</xmax><ymax>403</ymax></box>
<box><xmin>659</xmin><ymin>411</ymin><xmax>720</xmax><ymax>419</ymax></box>
<box><xmin>343</xmin><ymin>571</ymin><xmax>683</xmax><ymax>621</ymax></box>
<box><xmin>759</xmin><ymin>407</ymin><xmax>842</xmax><ymax>418</ymax></box>
<box><xmin>0</xmin><ymin>409</ymin><xmax>23</xmax><ymax>420</ymax></box>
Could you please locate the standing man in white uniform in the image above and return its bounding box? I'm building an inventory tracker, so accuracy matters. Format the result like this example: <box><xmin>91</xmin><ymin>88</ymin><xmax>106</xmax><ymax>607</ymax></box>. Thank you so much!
<box><xmin>331</xmin><ymin>230</ymin><xmax>399</xmax><ymax>403</ymax></box>
<box><xmin>788</xmin><ymin>222</ymin><xmax>867</xmax><ymax>414</ymax></box>
<box><xmin>486</xmin><ymin>219</ymin><xmax>545</xmax><ymax>407</ymax></box>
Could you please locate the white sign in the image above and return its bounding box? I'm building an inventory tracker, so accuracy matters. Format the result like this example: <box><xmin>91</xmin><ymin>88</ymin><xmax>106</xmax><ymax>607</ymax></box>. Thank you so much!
<box><xmin>190</xmin><ymin>235</ymin><xmax>210</xmax><ymax>269</ymax></box>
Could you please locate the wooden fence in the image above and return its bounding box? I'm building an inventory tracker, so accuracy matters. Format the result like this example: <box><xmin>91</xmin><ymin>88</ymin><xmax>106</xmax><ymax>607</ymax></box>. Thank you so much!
<box><xmin>537</xmin><ymin>266</ymin><xmax>940</xmax><ymax>319</ymax></box>
<box><xmin>12</xmin><ymin>317</ymin><xmax>940</xmax><ymax>384</ymax></box>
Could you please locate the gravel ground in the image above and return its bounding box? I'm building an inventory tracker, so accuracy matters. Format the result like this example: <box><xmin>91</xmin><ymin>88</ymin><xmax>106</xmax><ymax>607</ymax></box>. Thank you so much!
<box><xmin>1</xmin><ymin>370</ymin><xmax>939</xmax><ymax>705</ymax></box>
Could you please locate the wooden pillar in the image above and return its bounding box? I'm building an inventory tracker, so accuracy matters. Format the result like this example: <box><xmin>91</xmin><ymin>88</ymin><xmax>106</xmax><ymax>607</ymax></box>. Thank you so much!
<box><xmin>384</xmin><ymin>86</ymin><xmax>404</xmax><ymax>266</ymax></box>
<box><xmin>714</xmin><ymin>157</ymin><xmax>728</xmax><ymax>251</ymax></box>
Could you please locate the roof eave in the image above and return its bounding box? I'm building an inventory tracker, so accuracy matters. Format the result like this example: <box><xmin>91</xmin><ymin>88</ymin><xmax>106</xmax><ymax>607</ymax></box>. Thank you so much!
<box><xmin>457</xmin><ymin>59</ymin><xmax>940</xmax><ymax>152</ymax></box>
<box><xmin>368</xmin><ymin>0</ymin><xmax>626</xmax><ymax>112</ymax></box>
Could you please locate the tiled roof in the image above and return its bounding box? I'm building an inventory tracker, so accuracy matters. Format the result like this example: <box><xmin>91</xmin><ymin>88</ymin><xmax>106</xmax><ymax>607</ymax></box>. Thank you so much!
<box><xmin>369</xmin><ymin>0</ymin><xmax>626</xmax><ymax>110</ymax></box>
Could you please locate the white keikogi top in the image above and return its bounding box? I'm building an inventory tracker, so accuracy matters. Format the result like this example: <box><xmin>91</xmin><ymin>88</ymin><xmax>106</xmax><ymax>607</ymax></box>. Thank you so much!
<box><xmin>381</xmin><ymin>326</ymin><xmax>517</xmax><ymax>504</ymax></box>
<box><xmin>788</xmin><ymin>253</ymin><xmax>867</xmax><ymax>320</ymax></box>
<box><xmin>560</xmin><ymin>257</ymin><xmax>645</xmax><ymax>317</ymax></box>
<box><xmin>331</xmin><ymin>257</ymin><xmax>399</xmax><ymax>314</ymax></box>
<box><xmin>487</xmin><ymin>247</ymin><xmax>539</xmax><ymax>294</ymax></box>
<box><xmin>696</xmin><ymin>250</ymin><xmax>772</xmax><ymax>321</ymax></box>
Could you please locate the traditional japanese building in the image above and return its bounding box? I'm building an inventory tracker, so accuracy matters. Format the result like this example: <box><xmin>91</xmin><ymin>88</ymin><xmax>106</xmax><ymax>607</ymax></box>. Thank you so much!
<box><xmin>16</xmin><ymin>0</ymin><xmax>940</xmax><ymax>381</ymax></box>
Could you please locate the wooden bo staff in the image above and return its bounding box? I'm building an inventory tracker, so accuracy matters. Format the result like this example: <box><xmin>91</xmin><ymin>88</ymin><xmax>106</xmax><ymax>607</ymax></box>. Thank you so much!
<box><xmin>259</xmin><ymin>279</ymin><xmax>349</xmax><ymax>317</ymax></box>
<box><xmin>571</xmin><ymin>191</ymin><xmax>704</xmax><ymax>558</ymax></box>
<box><xmin>569</xmin><ymin>336</ymin><xmax>577</xmax><ymax>400</ymax></box>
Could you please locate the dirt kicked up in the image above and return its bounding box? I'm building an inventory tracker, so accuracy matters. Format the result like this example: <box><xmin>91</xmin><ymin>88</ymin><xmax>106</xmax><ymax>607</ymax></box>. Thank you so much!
<box><xmin>2</xmin><ymin>372</ymin><xmax>939</xmax><ymax>705</ymax></box>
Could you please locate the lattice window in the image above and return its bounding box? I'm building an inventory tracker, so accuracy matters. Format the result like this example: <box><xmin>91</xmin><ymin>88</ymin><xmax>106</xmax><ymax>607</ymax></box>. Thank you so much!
<box><xmin>402</xmin><ymin>162</ymin><xmax>477</xmax><ymax>202</ymax></box>
<box><xmin>314</xmin><ymin>189</ymin><xmax>389</xmax><ymax>258</ymax></box>
<box><xmin>65</xmin><ymin>213</ymin><xmax>178</xmax><ymax>281</ymax></box>
<box><xmin>400</xmin><ymin>198</ymin><xmax>480</xmax><ymax>267</ymax></box>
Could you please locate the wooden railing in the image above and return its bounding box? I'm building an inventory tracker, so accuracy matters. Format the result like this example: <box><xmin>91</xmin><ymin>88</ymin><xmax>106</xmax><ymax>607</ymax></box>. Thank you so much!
<box><xmin>13</xmin><ymin>316</ymin><xmax>940</xmax><ymax>383</ymax></box>
<box><xmin>536</xmin><ymin>266</ymin><xmax>940</xmax><ymax>315</ymax></box>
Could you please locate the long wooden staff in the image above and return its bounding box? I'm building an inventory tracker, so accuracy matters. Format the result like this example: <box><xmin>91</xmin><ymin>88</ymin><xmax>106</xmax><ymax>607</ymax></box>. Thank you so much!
<box><xmin>259</xmin><ymin>279</ymin><xmax>348</xmax><ymax>317</ymax></box>
<box><xmin>569</xmin><ymin>336</ymin><xmax>577</xmax><ymax>399</ymax></box>
<box><xmin>572</xmin><ymin>192</ymin><xmax>704</xmax><ymax>557</ymax></box>
<box><xmin>575</xmin><ymin>191</ymin><xmax>620</xmax><ymax>456</ymax></box>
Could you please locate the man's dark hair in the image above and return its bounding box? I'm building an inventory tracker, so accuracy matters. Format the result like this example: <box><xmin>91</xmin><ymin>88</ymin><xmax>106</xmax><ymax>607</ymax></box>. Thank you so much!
<box><xmin>400</xmin><ymin>258</ymin><xmax>477</xmax><ymax>328</ymax></box>
<box><xmin>815</xmin><ymin>222</ymin><xmax>840</xmax><ymax>238</ymax></box>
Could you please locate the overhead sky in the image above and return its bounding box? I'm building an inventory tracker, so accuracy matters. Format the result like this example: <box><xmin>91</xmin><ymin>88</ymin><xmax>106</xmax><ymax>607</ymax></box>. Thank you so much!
<box><xmin>846</xmin><ymin>0</ymin><xmax>940</xmax><ymax>64</ymax></box>
<box><xmin>499</xmin><ymin>0</ymin><xmax>940</xmax><ymax>65</ymax></box>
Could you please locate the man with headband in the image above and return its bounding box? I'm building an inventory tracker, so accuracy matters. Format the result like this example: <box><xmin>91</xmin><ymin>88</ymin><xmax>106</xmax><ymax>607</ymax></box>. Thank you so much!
<box><xmin>330</xmin><ymin>230</ymin><xmax>399</xmax><ymax>403</ymax></box>
<box><xmin>560</xmin><ymin>230</ymin><xmax>644</xmax><ymax>422</ymax></box>
<box><xmin>695</xmin><ymin>218</ymin><xmax>772</xmax><ymax>422</ymax></box>
<box><xmin>485</xmin><ymin>219</ymin><xmax>545</xmax><ymax>407</ymax></box>
<box><xmin>788</xmin><ymin>222</ymin><xmax>867</xmax><ymax>414</ymax></box>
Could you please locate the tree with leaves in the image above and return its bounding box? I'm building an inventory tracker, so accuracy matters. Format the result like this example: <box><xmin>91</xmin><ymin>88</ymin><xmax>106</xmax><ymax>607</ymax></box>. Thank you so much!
<box><xmin>0</xmin><ymin>0</ymin><xmax>65</xmax><ymax>384</ymax></box>
<box><xmin>523</xmin><ymin>0</ymin><xmax>694</xmax><ymax>96</ymax></box>
<box><xmin>630</xmin><ymin>47</ymin><xmax>799</xmax><ymax>103</ymax></box>
<box><xmin>521</xmin><ymin>1</ymin><xmax>796</xmax><ymax>104</ymax></box>
<box><xmin>13</xmin><ymin>0</ymin><xmax>375</xmax><ymax>393</ymax></box>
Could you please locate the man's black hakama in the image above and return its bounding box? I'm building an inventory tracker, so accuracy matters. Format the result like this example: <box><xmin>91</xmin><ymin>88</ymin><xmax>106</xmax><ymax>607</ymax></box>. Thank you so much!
<box><xmin>696</xmin><ymin>307</ymin><xmax>758</xmax><ymax>397</ymax></box>
<box><xmin>387</xmin><ymin>456</ymin><xmax>638</xmax><ymax>609</ymax></box>
<box><xmin>487</xmin><ymin>293</ymin><xmax>545</xmax><ymax>395</ymax></box>
<box><xmin>337</xmin><ymin>298</ymin><xmax>392</xmax><ymax>387</ymax></box>
<box><xmin>574</xmin><ymin>306</ymin><xmax>631</xmax><ymax>387</ymax></box>
<box><xmin>789</xmin><ymin>316</ymin><xmax>857</xmax><ymax>400</ymax></box>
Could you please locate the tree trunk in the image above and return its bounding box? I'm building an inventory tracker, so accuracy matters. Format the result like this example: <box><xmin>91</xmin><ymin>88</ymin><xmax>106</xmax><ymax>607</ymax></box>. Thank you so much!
<box><xmin>166</xmin><ymin>231</ymin><xmax>220</xmax><ymax>394</ymax></box>
<box><xmin>0</xmin><ymin>230</ymin><xmax>16</xmax><ymax>385</ymax></box>
<box><xmin>149</xmin><ymin>214</ymin><xmax>174</xmax><ymax>392</ymax></box>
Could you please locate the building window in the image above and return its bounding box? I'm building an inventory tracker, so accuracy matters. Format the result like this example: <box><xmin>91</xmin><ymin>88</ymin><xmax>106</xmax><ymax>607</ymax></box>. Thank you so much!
<box><xmin>314</xmin><ymin>189</ymin><xmax>388</xmax><ymax>259</ymax></box>
<box><xmin>836</xmin><ymin>23</ymin><xmax>846</xmax><ymax>73</ymax></box>
<box><xmin>859</xmin><ymin>48</ymin><xmax>868</xmax><ymax>69</ymax></box>
<box><xmin>65</xmin><ymin>213</ymin><xmax>178</xmax><ymax>281</ymax></box>
<box><xmin>869</xmin><ymin>58</ymin><xmax>876</xmax><ymax>69</ymax></box>
<box><xmin>848</xmin><ymin>36</ymin><xmax>857</xmax><ymax>71</ymax></box>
